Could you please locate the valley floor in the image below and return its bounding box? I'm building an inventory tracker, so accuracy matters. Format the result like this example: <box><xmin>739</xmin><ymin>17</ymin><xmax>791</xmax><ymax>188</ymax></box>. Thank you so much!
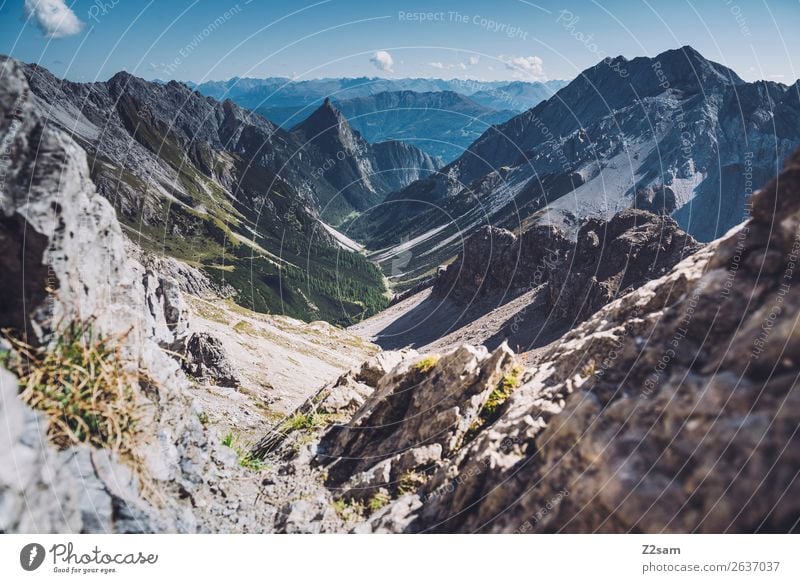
<box><xmin>188</xmin><ymin>296</ymin><xmax>378</xmax><ymax>443</ymax></box>
<box><xmin>348</xmin><ymin>286</ymin><xmax>569</xmax><ymax>365</ymax></box>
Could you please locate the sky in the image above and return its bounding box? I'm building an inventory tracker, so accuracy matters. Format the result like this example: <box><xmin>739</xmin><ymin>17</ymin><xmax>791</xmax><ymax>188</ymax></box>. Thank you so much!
<box><xmin>1</xmin><ymin>0</ymin><xmax>799</xmax><ymax>84</ymax></box>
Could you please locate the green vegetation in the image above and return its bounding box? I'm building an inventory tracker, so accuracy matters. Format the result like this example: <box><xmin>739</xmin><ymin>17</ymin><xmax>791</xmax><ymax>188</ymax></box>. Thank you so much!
<box><xmin>368</xmin><ymin>490</ymin><xmax>391</xmax><ymax>513</ymax></box>
<box><xmin>464</xmin><ymin>363</ymin><xmax>525</xmax><ymax>444</ymax></box>
<box><xmin>484</xmin><ymin>364</ymin><xmax>524</xmax><ymax>417</ymax></box>
<box><xmin>96</xmin><ymin>108</ymin><xmax>389</xmax><ymax>328</ymax></box>
<box><xmin>413</xmin><ymin>355</ymin><xmax>440</xmax><ymax>374</ymax></box>
<box><xmin>397</xmin><ymin>470</ymin><xmax>427</xmax><ymax>495</ymax></box>
<box><xmin>197</xmin><ymin>411</ymin><xmax>210</xmax><ymax>426</ymax></box>
<box><xmin>221</xmin><ymin>431</ymin><xmax>266</xmax><ymax>471</ymax></box>
<box><xmin>1</xmin><ymin>322</ymin><xmax>142</xmax><ymax>454</ymax></box>
<box><xmin>332</xmin><ymin>497</ymin><xmax>365</xmax><ymax>521</ymax></box>
<box><xmin>331</xmin><ymin>472</ymin><xmax>427</xmax><ymax>520</ymax></box>
<box><xmin>246</xmin><ymin>405</ymin><xmax>346</xmax><ymax>459</ymax></box>
<box><xmin>221</xmin><ymin>431</ymin><xmax>235</xmax><ymax>447</ymax></box>
<box><xmin>237</xmin><ymin>452</ymin><xmax>266</xmax><ymax>471</ymax></box>
<box><xmin>331</xmin><ymin>489</ymin><xmax>391</xmax><ymax>521</ymax></box>
<box><xmin>283</xmin><ymin>412</ymin><xmax>328</xmax><ymax>433</ymax></box>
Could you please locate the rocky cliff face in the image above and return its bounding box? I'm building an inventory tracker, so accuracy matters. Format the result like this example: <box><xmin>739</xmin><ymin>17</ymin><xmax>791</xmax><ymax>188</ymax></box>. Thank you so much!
<box><xmin>290</xmin><ymin>98</ymin><xmax>439</xmax><ymax>212</ymax></box>
<box><xmin>1</xmin><ymin>56</ymin><xmax>202</xmax><ymax>532</ymax></box>
<box><xmin>428</xmin><ymin>224</ymin><xmax>569</xmax><ymax>314</ymax></box>
<box><xmin>0</xmin><ymin>56</ymin><xmax>360</xmax><ymax>534</ymax></box>
<box><xmin>431</xmin><ymin>210</ymin><xmax>700</xmax><ymax>326</ymax></box>
<box><xmin>547</xmin><ymin>210</ymin><xmax>702</xmax><ymax>324</ymax></box>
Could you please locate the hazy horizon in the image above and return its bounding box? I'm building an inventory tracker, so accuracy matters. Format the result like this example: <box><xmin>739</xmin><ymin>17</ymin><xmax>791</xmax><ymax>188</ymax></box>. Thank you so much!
<box><xmin>2</xmin><ymin>0</ymin><xmax>798</xmax><ymax>85</ymax></box>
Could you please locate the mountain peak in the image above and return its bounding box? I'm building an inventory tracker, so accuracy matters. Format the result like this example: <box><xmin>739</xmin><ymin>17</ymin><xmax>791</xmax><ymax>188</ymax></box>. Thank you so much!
<box><xmin>312</xmin><ymin>95</ymin><xmax>344</xmax><ymax>119</ymax></box>
<box><xmin>654</xmin><ymin>45</ymin><xmax>708</xmax><ymax>66</ymax></box>
<box><xmin>563</xmin><ymin>44</ymin><xmax>745</xmax><ymax>104</ymax></box>
<box><xmin>291</xmin><ymin>96</ymin><xmax>352</xmax><ymax>141</ymax></box>
<box><xmin>107</xmin><ymin>69</ymin><xmax>140</xmax><ymax>87</ymax></box>
<box><xmin>651</xmin><ymin>45</ymin><xmax>745</xmax><ymax>85</ymax></box>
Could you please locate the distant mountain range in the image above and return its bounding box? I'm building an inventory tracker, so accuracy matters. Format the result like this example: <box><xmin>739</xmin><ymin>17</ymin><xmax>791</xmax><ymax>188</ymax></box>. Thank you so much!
<box><xmin>263</xmin><ymin>90</ymin><xmax>517</xmax><ymax>162</ymax></box>
<box><xmin>189</xmin><ymin>77</ymin><xmax>567</xmax><ymax>162</ymax></box>
<box><xmin>19</xmin><ymin>63</ymin><xmax>439</xmax><ymax>324</ymax></box>
<box><xmin>468</xmin><ymin>80</ymin><xmax>565</xmax><ymax>111</ymax></box>
<box><xmin>348</xmin><ymin>46</ymin><xmax>800</xmax><ymax>288</ymax></box>
<box><xmin>190</xmin><ymin>76</ymin><xmax>567</xmax><ymax>112</ymax></box>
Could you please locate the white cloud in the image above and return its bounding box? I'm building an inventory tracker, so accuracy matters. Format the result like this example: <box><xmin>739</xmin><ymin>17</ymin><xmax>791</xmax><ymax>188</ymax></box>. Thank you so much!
<box><xmin>370</xmin><ymin>50</ymin><xmax>394</xmax><ymax>72</ymax></box>
<box><xmin>428</xmin><ymin>60</ymin><xmax>468</xmax><ymax>71</ymax></box>
<box><xmin>468</xmin><ymin>55</ymin><xmax>480</xmax><ymax>66</ymax></box>
<box><xmin>25</xmin><ymin>0</ymin><xmax>84</xmax><ymax>38</ymax></box>
<box><xmin>500</xmin><ymin>54</ymin><xmax>546</xmax><ymax>81</ymax></box>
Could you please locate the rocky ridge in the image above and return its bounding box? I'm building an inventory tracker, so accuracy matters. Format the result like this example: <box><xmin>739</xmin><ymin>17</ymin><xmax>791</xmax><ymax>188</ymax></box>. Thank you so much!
<box><xmin>352</xmin><ymin>46</ymin><xmax>800</xmax><ymax>287</ymax></box>
<box><xmin>290</xmin><ymin>98</ymin><xmax>440</xmax><ymax>212</ymax></box>
<box><xmin>267</xmin><ymin>90</ymin><xmax>515</xmax><ymax>162</ymax></box>
<box><xmin>0</xmin><ymin>57</ymin><xmax>369</xmax><ymax>533</ymax></box>
<box><xmin>358</xmin><ymin>210</ymin><xmax>702</xmax><ymax>354</ymax></box>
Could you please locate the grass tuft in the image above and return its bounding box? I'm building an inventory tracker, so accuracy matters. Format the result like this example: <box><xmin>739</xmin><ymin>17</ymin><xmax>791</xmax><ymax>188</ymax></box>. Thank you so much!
<box><xmin>221</xmin><ymin>431</ymin><xmax>266</xmax><ymax>471</ymax></box>
<box><xmin>368</xmin><ymin>490</ymin><xmax>391</xmax><ymax>513</ymax></box>
<box><xmin>413</xmin><ymin>355</ymin><xmax>440</xmax><ymax>374</ymax></box>
<box><xmin>483</xmin><ymin>364</ymin><xmax>524</xmax><ymax>417</ymax></box>
<box><xmin>1</xmin><ymin>322</ymin><xmax>143</xmax><ymax>455</ymax></box>
<box><xmin>332</xmin><ymin>497</ymin><xmax>365</xmax><ymax>521</ymax></box>
<box><xmin>397</xmin><ymin>470</ymin><xmax>427</xmax><ymax>495</ymax></box>
<box><xmin>463</xmin><ymin>363</ymin><xmax>525</xmax><ymax>445</ymax></box>
<box><xmin>282</xmin><ymin>411</ymin><xmax>336</xmax><ymax>433</ymax></box>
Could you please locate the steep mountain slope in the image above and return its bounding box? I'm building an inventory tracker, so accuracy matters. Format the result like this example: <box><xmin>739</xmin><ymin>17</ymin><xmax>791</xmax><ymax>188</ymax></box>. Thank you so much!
<box><xmin>263</xmin><ymin>91</ymin><xmax>516</xmax><ymax>162</ymax></box>
<box><xmin>290</xmin><ymin>98</ymin><xmax>439</xmax><ymax>215</ymax></box>
<box><xmin>18</xmin><ymin>61</ymin><xmax>393</xmax><ymax>325</ymax></box>
<box><xmin>351</xmin><ymin>46</ymin><xmax>800</xmax><ymax>288</ymax></box>
<box><xmin>4</xmin><ymin>50</ymin><xmax>798</xmax><ymax>535</ymax></box>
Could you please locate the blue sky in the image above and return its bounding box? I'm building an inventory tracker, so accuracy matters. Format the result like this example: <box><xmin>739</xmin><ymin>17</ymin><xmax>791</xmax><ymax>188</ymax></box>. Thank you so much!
<box><xmin>2</xmin><ymin>0</ymin><xmax>798</xmax><ymax>83</ymax></box>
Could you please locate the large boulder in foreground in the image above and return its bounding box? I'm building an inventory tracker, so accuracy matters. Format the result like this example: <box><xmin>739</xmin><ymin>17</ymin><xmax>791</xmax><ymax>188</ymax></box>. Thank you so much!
<box><xmin>317</xmin><ymin>344</ymin><xmax>517</xmax><ymax>496</ymax></box>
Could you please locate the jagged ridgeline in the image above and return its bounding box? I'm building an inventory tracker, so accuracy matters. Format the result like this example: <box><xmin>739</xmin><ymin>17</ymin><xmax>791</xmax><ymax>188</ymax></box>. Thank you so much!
<box><xmin>350</xmin><ymin>46</ymin><xmax>800</xmax><ymax>289</ymax></box>
<box><xmin>18</xmin><ymin>64</ymin><xmax>437</xmax><ymax>325</ymax></box>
